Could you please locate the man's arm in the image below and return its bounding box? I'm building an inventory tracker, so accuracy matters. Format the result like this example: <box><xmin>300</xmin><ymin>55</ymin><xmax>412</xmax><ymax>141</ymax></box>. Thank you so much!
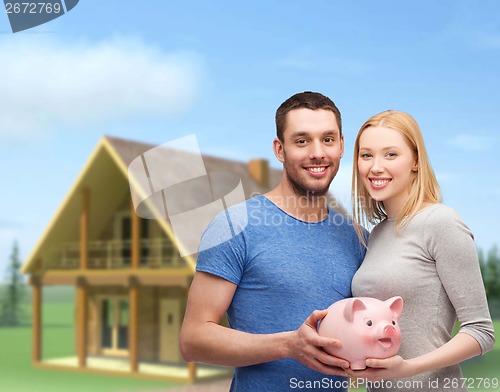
<box><xmin>179</xmin><ymin>271</ymin><xmax>350</xmax><ymax>375</ymax></box>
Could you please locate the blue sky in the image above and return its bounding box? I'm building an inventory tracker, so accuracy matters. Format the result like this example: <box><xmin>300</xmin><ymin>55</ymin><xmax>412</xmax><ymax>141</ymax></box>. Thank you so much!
<box><xmin>0</xmin><ymin>0</ymin><xmax>499</xmax><ymax>275</ymax></box>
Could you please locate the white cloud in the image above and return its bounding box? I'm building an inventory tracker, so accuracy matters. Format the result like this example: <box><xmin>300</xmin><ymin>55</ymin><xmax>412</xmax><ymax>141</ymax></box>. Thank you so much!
<box><xmin>0</xmin><ymin>36</ymin><xmax>204</xmax><ymax>145</ymax></box>
<box><xmin>445</xmin><ymin>134</ymin><xmax>493</xmax><ymax>151</ymax></box>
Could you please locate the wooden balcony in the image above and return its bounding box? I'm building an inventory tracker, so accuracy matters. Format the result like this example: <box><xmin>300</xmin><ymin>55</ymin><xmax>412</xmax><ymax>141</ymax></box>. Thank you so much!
<box><xmin>45</xmin><ymin>239</ymin><xmax>183</xmax><ymax>271</ymax></box>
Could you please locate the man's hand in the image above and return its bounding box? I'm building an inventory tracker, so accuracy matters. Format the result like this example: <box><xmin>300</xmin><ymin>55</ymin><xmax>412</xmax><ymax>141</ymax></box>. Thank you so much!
<box><xmin>287</xmin><ymin>309</ymin><xmax>350</xmax><ymax>376</ymax></box>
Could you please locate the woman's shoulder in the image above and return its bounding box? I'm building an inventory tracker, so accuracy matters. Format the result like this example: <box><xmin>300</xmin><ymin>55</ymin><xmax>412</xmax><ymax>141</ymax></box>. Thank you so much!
<box><xmin>418</xmin><ymin>203</ymin><xmax>460</xmax><ymax>221</ymax></box>
<box><xmin>415</xmin><ymin>203</ymin><xmax>469</xmax><ymax>232</ymax></box>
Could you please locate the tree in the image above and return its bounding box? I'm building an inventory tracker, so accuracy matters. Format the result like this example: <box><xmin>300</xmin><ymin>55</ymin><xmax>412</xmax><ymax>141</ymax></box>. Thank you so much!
<box><xmin>0</xmin><ymin>241</ymin><xmax>25</xmax><ymax>326</ymax></box>
<box><xmin>479</xmin><ymin>245</ymin><xmax>500</xmax><ymax>300</ymax></box>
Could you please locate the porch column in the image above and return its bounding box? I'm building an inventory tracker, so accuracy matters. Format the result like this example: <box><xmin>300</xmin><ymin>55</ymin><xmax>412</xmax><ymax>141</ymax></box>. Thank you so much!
<box><xmin>131</xmin><ymin>199</ymin><xmax>141</xmax><ymax>269</ymax></box>
<box><xmin>76</xmin><ymin>277</ymin><xmax>88</xmax><ymax>367</ymax></box>
<box><xmin>80</xmin><ymin>187</ymin><xmax>90</xmax><ymax>270</ymax></box>
<box><xmin>129</xmin><ymin>277</ymin><xmax>140</xmax><ymax>372</ymax></box>
<box><xmin>188</xmin><ymin>362</ymin><xmax>197</xmax><ymax>383</ymax></box>
<box><xmin>31</xmin><ymin>276</ymin><xmax>42</xmax><ymax>363</ymax></box>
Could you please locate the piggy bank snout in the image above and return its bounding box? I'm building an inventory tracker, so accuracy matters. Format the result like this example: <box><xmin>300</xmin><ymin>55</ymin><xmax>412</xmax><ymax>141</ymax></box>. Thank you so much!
<box><xmin>383</xmin><ymin>324</ymin><xmax>397</xmax><ymax>337</ymax></box>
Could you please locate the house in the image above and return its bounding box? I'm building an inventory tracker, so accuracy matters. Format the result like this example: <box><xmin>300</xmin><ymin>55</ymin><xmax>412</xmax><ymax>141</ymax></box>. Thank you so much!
<box><xmin>21</xmin><ymin>135</ymin><xmax>345</xmax><ymax>383</ymax></box>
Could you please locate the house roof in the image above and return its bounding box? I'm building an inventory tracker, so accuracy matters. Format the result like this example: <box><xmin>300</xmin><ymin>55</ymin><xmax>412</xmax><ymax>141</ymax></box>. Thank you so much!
<box><xmin>21</xmin><ymin>135</ymin><xmax>283</xmax><ymax>274</ymax></box>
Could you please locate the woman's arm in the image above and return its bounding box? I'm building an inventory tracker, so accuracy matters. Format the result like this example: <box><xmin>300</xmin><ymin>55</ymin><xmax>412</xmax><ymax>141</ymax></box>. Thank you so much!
<box><xmin>347</xmin><ymin>332</ymin><xmax>481</xmax><ymax>381</ymax></box>
<box><xmin>348</xmin><ymin>206</ymin><xmax>495</xmax><ymax>381</ymax></box>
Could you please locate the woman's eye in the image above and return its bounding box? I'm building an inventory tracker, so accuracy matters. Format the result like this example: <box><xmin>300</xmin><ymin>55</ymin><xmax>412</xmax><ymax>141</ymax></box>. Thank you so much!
<box><xmin>360</xmin><ymin>153</ymin><xmax>372</xmax><ymax>158</ymax></box>
<box><xmin>386</xmin><ymin>152</ymin><xmax>397</xmax><ymax>157</ymax></box>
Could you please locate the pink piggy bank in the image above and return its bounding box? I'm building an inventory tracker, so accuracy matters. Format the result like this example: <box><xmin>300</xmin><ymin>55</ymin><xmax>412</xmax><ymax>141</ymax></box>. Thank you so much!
<box><xmin>318</xmin><ymin>296</ymin><xmax>403</xmax><ymax>370</ymax></box>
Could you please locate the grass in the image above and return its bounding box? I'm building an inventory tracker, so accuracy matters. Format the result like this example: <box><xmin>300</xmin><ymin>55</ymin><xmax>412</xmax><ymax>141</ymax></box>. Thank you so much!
<box><xmin>461</xmin><ymin>322</ymin><xmax>500</xmax><ymax>388</ymax></box>
<box><xmin>0</xmin><ymin>287</ymin><xmax>184</xmax><ymax>392</ymax></box>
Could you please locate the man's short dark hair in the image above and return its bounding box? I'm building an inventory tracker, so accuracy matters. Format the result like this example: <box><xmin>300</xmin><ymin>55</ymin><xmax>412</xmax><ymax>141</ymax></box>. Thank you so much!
<box><xmin>275</xmin><ymin>91</ymin><xmax>342</xmax><ymax>142</ymax></box>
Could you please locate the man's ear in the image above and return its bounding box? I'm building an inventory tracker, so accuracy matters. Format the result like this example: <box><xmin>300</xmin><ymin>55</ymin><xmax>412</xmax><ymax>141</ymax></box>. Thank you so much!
<box><xmin>340</xmin><ymin>135</ymin><xmax>345</xmax><ymax>158</ymax></box>
<box><xmin>273</xmin><ymin>138</ymin><xmax>285</xmax><ymax>164</ymax></box>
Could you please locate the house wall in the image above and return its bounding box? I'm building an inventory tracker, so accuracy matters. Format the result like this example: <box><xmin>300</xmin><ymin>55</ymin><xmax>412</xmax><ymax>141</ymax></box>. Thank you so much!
<box><xmin>98</xmin><ymin>195</ymin><xmax>131</xmax><ymax>241</ymax></box>
<box><xmin>140</xmin><ymin>286</ymin><xmax>187</xmax><ymax>362</ymax></box>
<box><xmin>86</xmin><ymin>285</ymin><xmax>188</xmax><ymax>363</ymax></box>
<box><xmin>139</xmin><ymin>286</ymin><xmax>158</xmax><ymax>362</ymax></box>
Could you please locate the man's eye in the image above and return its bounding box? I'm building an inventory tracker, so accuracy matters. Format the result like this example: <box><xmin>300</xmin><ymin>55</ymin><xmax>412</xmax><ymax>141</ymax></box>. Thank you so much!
<box><xmin>296</xmin><ymin>139</ymin><xmax>307</xmax><ymax>144</ymax></box>
<box><xmin>324</xmin><ymin>137</ymin><xmax>334</xmax><ymax>143</ymax></box>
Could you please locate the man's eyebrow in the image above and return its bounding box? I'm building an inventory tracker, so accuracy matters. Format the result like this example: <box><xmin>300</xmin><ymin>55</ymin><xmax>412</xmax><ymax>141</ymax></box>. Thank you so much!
<box><xmin>289</xmin><ymin>131</ymin><xmax>308</xmax><ymax>138</ymax></box>
<box><xmin>289</xmin><ymin>130</ymin><xmax>340</xmax><ymax>137</ymax></box>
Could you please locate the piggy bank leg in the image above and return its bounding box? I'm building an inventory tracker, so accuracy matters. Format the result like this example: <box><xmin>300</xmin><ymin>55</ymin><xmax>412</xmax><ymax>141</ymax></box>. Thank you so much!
<box><xmin>350</xmin><ymin>360</ymin><xmax>367</xmax><ymax>370</ymax></box>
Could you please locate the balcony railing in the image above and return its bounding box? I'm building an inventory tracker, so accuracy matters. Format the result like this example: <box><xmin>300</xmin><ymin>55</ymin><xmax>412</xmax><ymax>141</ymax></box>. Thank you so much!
<box><xmin>45</xmin><ymin>238</ymin><xmax>184</xmax><ymax>270</ymax></box>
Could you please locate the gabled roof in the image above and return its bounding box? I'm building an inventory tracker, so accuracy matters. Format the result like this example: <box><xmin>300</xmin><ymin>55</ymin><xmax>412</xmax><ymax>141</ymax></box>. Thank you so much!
<box><xmin>21</xmin><ymin>135</ymin><xmax>283</xmax><ymax>274</ymax></box>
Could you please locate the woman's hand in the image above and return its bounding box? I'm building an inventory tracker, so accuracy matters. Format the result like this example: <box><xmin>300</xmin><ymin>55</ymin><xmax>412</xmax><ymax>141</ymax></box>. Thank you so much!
<box><xmin>346</xmin><ymin>355</ymin><xmax>415</xmax><ymax>381</ymax></box>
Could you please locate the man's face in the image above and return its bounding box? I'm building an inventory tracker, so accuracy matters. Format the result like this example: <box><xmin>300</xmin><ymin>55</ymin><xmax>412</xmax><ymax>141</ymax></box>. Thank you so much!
<box><xmin>274</xmin><ymin>108</ymin><xmax>344</xmax><ymax>197</ymax></box>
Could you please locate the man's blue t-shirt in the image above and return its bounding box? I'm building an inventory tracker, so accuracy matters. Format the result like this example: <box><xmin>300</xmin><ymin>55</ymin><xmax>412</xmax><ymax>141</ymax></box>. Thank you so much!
<box><xmin>196</xmin><ymin>195</ymin><xmax>365</xmax><ymax>392</ymax></box>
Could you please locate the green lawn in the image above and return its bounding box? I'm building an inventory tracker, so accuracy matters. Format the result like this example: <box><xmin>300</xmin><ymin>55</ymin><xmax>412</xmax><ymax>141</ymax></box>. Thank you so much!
<box><xmin>0</xmin><ymin>299</ymin><xmax>183</xmax><ymax>392</ymax></box>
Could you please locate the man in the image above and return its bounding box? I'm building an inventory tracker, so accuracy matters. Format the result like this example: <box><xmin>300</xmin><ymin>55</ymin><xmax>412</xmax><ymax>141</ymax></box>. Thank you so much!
<box><xmin>180</xmin><ymin>91</ymin><xmax>365</xmax><ymax>391</ymax></box>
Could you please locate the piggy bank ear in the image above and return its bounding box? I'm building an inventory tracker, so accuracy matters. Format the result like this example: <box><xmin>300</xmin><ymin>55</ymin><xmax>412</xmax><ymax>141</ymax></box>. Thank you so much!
<box><xmin>344</xmin><ymin>298</ymin><xmax>366</xmax><ymax>322</ymax></box>
<box><xmin>385</xmin><ymin>296</ymin><xmax>404</xmax><ymax>319</ymax></box>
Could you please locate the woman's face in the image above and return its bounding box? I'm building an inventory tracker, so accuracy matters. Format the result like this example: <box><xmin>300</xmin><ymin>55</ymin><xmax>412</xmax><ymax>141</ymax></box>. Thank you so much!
<box><xmin>357</xmin><ymin>125</ymin><xmax>417</xmax><ymax>218</ymax></box>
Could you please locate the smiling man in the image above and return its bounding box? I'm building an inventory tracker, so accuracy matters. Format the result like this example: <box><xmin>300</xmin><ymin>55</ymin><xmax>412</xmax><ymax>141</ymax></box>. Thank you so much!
<box><xmin>180</xmin><ymin>92</ymin><xmax>365</xmax><ymax>392</ymax></box>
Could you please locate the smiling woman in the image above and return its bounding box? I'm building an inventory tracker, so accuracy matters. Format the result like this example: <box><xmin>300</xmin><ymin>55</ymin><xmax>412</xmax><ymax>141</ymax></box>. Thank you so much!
<box><xmin>357</xmin><ymin>125</ymin><xmax>419</xmax><ymax>219</ymax></box>
<box><xmin>349</xmin><ymin>110</ymin><xmax>495</xmax><ymax>392</ymax></box>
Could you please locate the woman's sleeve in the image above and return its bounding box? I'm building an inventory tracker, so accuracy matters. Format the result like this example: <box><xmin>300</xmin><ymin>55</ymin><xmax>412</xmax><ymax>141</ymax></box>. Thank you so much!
<box><xmin>425</xmin><ymin>205</ymin><xmax>495</xmax><ymax>354</ymax></box>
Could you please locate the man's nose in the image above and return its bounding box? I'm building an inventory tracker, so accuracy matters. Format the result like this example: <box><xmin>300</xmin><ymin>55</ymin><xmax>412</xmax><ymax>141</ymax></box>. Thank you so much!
<box><xmin>309</xmin><ymin>140</ymin><xmax>326</xmax><ymax>160</ymax></box>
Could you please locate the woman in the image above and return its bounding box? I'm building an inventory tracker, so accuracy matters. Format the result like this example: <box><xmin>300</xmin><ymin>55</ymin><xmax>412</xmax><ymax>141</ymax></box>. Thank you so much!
<box><xmin>349</xmin><ymin>110</ymin><xmax>495</xmax><ymax>391</ymax></box>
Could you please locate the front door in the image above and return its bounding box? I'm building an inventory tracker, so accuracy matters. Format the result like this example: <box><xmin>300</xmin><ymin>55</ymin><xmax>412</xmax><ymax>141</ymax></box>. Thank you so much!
<box><xmin>100</xmin><ymin>297</ymin><xmax>129</xmax><ymax>356</ymax></box>
<box><xmin>159</xmin><ymin>298</ymin><xmax>181</xmax><ymax>362</ymax></box>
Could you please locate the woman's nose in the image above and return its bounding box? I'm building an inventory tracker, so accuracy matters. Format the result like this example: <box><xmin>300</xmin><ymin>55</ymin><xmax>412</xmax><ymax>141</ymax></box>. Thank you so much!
<box><xmin>370</xmin><ymin>157</ymin><xmax>384</xmax><ymax>174</ymax></box>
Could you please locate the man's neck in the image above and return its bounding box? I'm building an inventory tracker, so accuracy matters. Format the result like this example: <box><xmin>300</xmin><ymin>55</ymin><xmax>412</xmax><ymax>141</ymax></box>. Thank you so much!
<box><xmin>264</xmin><ymin>184</ymin><xmax>329</xmax><ymax>223</ymax></box>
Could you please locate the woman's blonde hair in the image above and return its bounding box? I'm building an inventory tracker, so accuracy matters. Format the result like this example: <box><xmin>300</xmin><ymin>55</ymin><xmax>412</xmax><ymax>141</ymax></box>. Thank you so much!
<box><xmin>352</xmin><ymin>110</ymin><xmax>442</xmax><ymax>244</ymax></box>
